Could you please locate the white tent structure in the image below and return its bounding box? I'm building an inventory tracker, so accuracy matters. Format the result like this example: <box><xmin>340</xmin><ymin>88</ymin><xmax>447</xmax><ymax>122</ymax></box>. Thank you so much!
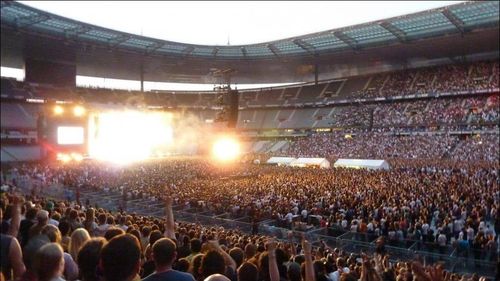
<box><xmin>333</xmin><ymin>159</ymin><xmax>390</xmax><ymax>170</ymax></box>
<box><xmin>290</xmin><ymin>158</ymin><xmax>331</xmax><ymax>169</ymax></box>
<box><xmin>266</xmin><ymin>157</ymin><xmax>297</xmax><ymax>166</ymax></box>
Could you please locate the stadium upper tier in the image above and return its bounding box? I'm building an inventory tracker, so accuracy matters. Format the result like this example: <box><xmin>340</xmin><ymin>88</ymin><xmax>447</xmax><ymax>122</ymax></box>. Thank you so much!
<box><xmin>1</xmin><ymin>61</ymin><xmax>499</xmax><ymax>132</ymax></box>
<box><xmin>2</xmin><ymin>60</ymin><xmax>498</xmax><ymax>107</ymax></box>
<box><xmin>1</xmin><ymin>1</ymin><xmax>498</xmax><ymax>60</ymax></box>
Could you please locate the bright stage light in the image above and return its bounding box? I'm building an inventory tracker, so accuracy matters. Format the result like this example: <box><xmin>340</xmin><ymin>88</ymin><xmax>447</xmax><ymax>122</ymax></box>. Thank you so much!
<box><xmin>56</xmin><ymin>153</ymin><xmax>71</xmax><ymax>163</ymax></box>
<box><xmin>88</xmin><ymin>110</ymin><xmax>174</xmax><ymax>164</ymax></box>
<box><xmin>212</xmin><ymin>137</ymin><xmax>240</xmax><ymax>161</ymax></box>
<box><xmin>53</xmin><ymin>105</ymin><xmax>64</xmax><ymax>115</ymax></box>
<box><xmin>73</xmin><ymin>105</ymin><xmax>86</xmax><ymax>117</ymax></box>
<box><xmin>70</xmin><ymin>152</ymin><xmax>84</xmax><ymax>162</ymax></box>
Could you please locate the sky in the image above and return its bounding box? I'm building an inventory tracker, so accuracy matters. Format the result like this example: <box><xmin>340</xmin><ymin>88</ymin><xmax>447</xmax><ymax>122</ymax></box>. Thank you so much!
<box><xmin>19</xmin><ymin>1</ymin><xmax>464</xmax><ymax>46</ymax></box>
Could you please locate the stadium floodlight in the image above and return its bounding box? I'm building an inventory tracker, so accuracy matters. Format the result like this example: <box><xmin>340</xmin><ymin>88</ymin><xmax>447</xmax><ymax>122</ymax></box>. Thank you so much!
<box><xmin>73</xmin><ymin>105</ymin><xmax>86</xmax><ymax>117</ymax></box>
<box><xmin>53</xmin><ymin>105</ymin><xmax>64</xmax><ymax>115</ymax></box>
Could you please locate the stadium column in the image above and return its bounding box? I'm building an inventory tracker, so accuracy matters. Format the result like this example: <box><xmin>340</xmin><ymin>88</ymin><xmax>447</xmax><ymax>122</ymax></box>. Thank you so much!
<box><xmin>36</xmin><ymin>111</ymin><xmax>47</xmax><ymax>160</ymax></box>
<box><xmin>314</xmin><ymin>63</ymin><xmax>319</xmax><ymax>85</ymax></box>
<box><xmin>140</xmin><ymin>61</ymin><xmax>144</xmax><ymax>92</ymax></box>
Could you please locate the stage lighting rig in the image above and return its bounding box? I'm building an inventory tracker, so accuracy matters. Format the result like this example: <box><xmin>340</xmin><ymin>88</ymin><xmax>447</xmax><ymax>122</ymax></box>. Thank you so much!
<box><xmin>53</xmin><ymin>105</ymin><xmax>64</xmax><ymax>115</ymax></box>
<box><xmin>73</xmin><ymin>105</ymin><xmax>86</xmax><ymax>117</ymax></box>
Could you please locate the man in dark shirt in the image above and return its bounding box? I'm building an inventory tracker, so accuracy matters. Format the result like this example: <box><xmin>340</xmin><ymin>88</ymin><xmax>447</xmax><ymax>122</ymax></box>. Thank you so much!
<box><xmin>142</xmin><ymin>238</ymin><xmax>195</xmax><ymax>281</ymax></box>
<box><xmin>19</xmin><ymin>207</ymin><xmax>37</xmax><ymax>247</ymax></box>
<box><xmin>176</xmin><ymin>236</ymin><xmax>191</xmax><ymax>259</ymax></box>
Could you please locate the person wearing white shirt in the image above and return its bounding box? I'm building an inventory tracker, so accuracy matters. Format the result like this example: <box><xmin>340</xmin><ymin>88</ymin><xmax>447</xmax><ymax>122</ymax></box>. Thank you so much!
<box><xmin>48</xmin><ymin>217</ymin><xmax>59</xmax><ymax>227</ymax></box>
<box><xmin>350</xmin><ymin>222</ymin><xmax>358</xmax><ymax>232</ymax></box>
<box><xmin>367</xmin><ymin>221</ymin><xmax>374</xmax><ymax>233</ymax></box>
<box><xmin>437</xmin><ymin>233</ymin><xmax>447</xmax><ymax>246</ymax></box>
<box><xmin>466</xmin><ymin>226</ymin><xmax>474</xmax><ymax>243</ymax></box>
<box><xmin>341</xmin><ymin>219</ymin><xmax>348</xmax><ymax>229</ymax></box>
<box><xmin>301</xmin><ymin>209</ymin><xmax>308</xmax><ymax>222</ymax></box>
<box><xmin>328</xmin><ymin>258</ymin><xmax>350</xmax><ymax>281</ymax></box>
<box><xmin>422</xmin><ymin>223</ymin><xmax>430</xmax><ymax>237</ymax></box>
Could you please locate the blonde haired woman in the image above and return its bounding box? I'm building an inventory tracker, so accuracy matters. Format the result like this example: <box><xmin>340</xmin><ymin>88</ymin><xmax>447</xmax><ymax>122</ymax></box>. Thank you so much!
<box><xmin>68</xmin><ymin>228</ymin><xmax>90</xmax><ymax>262</ymax></box>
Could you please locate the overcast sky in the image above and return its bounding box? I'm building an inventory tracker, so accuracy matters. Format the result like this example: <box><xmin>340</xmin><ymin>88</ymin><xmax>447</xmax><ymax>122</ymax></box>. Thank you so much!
<box><xmin>19</xmin><ymin>1</ymin><xmax>464</xmax><ymax>46</ymax></box>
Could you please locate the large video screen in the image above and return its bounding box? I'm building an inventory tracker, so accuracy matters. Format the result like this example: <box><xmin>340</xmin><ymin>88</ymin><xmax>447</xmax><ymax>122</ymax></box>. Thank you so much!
<box><xmin>57</xmin><ymin>126</ymin><xmax>84</xmax><ymax>145</ymax></box>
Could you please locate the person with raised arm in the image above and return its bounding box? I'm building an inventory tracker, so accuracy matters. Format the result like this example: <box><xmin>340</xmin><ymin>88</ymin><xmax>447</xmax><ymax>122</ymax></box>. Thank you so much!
<box><xmin>0</xmin><ymin>194</ymin><xmax>26</xmax><ymax>280</ymax></box>
<box><xmin>164</xmin><ymin>195</ymin><xmax>175</xmax><ymax>240</ymax></box>
<box><xmin>302</xmin><ymin>235</ymin><xmax>316</xmax><ymax>281</ymax></box>
<box><xmin>360</xmin><ymin>253</ymin><xmax>382</xmax><ymax>281</ymax></box>
<box><xmin>7</xmin><ymin>194</ymin><xmax>22</xmax><ymax>238</ymax></box>
<box><xmin>266</xmin><ymin>238</ymin><xmax>280</xmax><ymax>281</ymax></box>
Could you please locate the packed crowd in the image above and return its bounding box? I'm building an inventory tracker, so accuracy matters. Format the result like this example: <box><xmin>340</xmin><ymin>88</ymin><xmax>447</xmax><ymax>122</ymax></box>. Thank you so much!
<box><xmin>2</xmin><ymin>154</ymin><xmax>498</xmax><ymax>249</ymax></box>
<box><xmin>354</xmin><ymin>61</ymin><xmax>498</xmax><ymax>99</ymax></box>
<box><xmin>373</xmin><ymin>95</ymin><xmax>498</xmax><ymax>129</ymax></box>
<box><xmin>1</xmin><ymin>185</ymin><xmax>497</xmax><ymax>281</ymax></box>
<box><xmin>311</xmin><ymin>94</ymin><xmax>499</xmax><ymax>131</ymax></box>
<box><xmin>283</xmin><ymin>132</ymin><xmax>499</xmax><ymax>163</ymax></box>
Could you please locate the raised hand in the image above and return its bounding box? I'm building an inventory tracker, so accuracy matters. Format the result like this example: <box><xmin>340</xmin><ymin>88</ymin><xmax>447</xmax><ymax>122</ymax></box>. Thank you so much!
<box><xmin>428</xmin><ymin>264</ymin><xmax>445</xmax><ymax>281</ymax></box>
<box><xmin>165</xmin><ymin>195</ymin><xmax>173</xmax><ymax>206</ymax></box>
<box><xmin>266</xmin><ymin>238</ymin><xmax>277</xmax><ymax>252</ymax></box>
<box><xmin>411</xmin><ymin>261</ymin><xmax>432</xmax><ymax>281</ymax></box>
<box><xmin>302</xmin><ymin>238</ymin><xmax>312</xmax><ymax>254</ymax></box>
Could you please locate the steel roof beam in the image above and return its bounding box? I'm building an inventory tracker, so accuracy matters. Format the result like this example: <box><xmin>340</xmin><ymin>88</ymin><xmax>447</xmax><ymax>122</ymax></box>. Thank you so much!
<box><xmin>108</xmin><ymin>34</ymin><xmax>131</xmax><ymax>49</ymax></box>
<box><xmin>267</xmin><ymin>44</ymin><xmax>281</xmax><ymax>57</ymax></box>
<box><xmin>182</xmin><ymin>46</ymin><xmax>194</xmax><ymax>56</ymax></box>
<box><xmin>212</xmin><ymin>47</ymin><xmax>219</xmax><ymax>57</ymax></box>
<box><xmin>442</xmin><ymin>9</ymin><xmax>465</xmax><ymax>34</ymax></box>
<box><xmin>64</xmin><ymin>25</ymin><xmax>91</xmax><ymax>39</ymax></box>
<box><xmin>332</xmin><ymin>31</ymin><xmax>358</xmax><ymax>50</ymax></box>
<box><xmin>15</xmin><ymin>14</ymin><xmax>51</xmax><ymax>28</ymax></box>
<box><xmin>241</xmin><ymin>47</ymin><xmax>247</xmax><ymax>57</ymax></box>
<box><xmin>293</xmin><ymin>39</ymin><xmax>316</xmax><ymax>55</ymax></box>
<box><xmin>145</xmin><ymin>41</ymin><xmax>165</xmax><ymax>55</ymax></box>
<box><xmin>379</xmin><ymin>21</ymin><xmax>407</xmax><ymax>43</ymax></box>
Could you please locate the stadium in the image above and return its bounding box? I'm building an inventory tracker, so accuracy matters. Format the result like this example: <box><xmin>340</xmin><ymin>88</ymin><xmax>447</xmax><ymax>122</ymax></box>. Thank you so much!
<box><xmin>0</xmin><ymin>1</ymin><xmax>499</xmax><ymax>280</ymax></box>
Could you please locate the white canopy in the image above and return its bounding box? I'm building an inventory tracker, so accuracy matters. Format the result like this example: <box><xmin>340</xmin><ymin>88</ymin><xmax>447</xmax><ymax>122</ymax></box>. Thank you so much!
<box><xmin>334</xmin><ymin>159</ymin><xmax>390</xmax><ymax>170</ymax></box>
<box><xmin>266</xmin><ymin>157</ymin><xmax>297</xmax><ymax>166</ymax></box>
<box><xmin>290</xmin><ymin>158</ymin><xmax>330</xmax><ymax>169</ymax></box>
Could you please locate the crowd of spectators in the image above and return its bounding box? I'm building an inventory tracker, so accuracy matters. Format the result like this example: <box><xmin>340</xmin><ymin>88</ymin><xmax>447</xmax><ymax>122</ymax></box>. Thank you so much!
<box><xmin>283</xmin><ymin>132</ymin><xmax>499</xmax><ymax>163</ymax></box>
<box><xmin>451</xmin><ymin>135</ymin><xmax>499</xmax><ymax>163</ymax></box>
<box><xmin>358</xmin><ymin>61</ymin><xmax>498</xmax><ymax>99</ymax></box>
<box><xmin>308</xmin><ymin>95</ymin><xmax>498</xmax><ymax>131</ymax></box>
<box><xmin>1</xmin><ymin>170</ymin><xmax>498</xmax><ymax>281</ymax></box>
<box><xmin>370</xmin><ymin>95</ymin><xmax>498</xmax><ymax>129</ymax></box>
<box><xmin>2</xmin><ymin>152</ymin><xmax>498</xmax><ymax>247</ymax></box>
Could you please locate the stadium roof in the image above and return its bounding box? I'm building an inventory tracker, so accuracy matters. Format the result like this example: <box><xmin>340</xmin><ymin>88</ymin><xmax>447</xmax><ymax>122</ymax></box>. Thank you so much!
<box><xmin>1</xmin><ymin>1</ymin><xmax>498</xmax><ymax>61</ymax></box>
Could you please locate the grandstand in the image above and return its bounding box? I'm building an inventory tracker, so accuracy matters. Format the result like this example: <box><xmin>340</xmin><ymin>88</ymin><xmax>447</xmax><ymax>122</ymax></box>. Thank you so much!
<box><xmin>1</xmin><ymin>1</ymin><xmax>499</xmax><ymax>281</ymax></box>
